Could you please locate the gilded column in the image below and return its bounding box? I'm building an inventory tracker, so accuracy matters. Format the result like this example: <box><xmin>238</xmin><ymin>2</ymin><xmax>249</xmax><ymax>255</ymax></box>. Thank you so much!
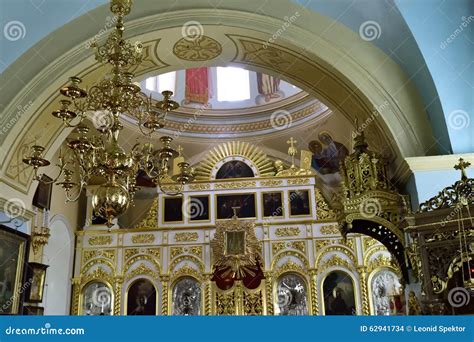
<box><xmin>161</xmin><ymin>276</ymin><xmax>169</xmax><ymax>315</ymax></box>
<box><xmin>309</xmin><ymin>269</ymin><xmax>319</xmax><ymax>315</ymax></box>
<box><xmin>264</xmin><ymin>272</ymin><xmax>274</xmax><ymax>315</ymax></box>
<box><xmin>357</xmin><ymin>266</ymin><xmax>370</xmax><ymax>315</ymax></box>
<box><xmin>114</xmin><ymin>276</ymin><xmax>123</xmax><ymax>316</ymax></box>
<box><xmin>203</xmin><ymin>274</ymin><xmax>212</xmax><ymax>315</ymax></box>
<box><xmin>71</xmin><ymin>278</ymin><xmax>81</xmax><ymax>315</ymax></box>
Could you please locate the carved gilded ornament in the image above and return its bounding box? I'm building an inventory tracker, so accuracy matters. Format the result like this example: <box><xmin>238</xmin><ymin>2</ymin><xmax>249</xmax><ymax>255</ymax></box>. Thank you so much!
<box><xmin>243</xmin><ymin>290</ymin><xmax>264</xmax><ymax>315</ymax></box>
<box><xmin>215</xmin><ymin>181</ymin><xmax>256</xmax><ymax>189</ymax></box>
<box><xmin>175</xmin><ymin>232</ymin><xmax>199</xmax><ymax>242</ymax></box>
<box><xmin>320</xmin><ymin>224</ymin><xmax>340</xmax><ymax>235</ymax></box>
<box><xmin>315</xmin><ymin>245</ymin><xmax>356</xmax><ymax>267</ymax></box>
<box><xmin>82</xmin><ymin>249</ymin><xmax>116</xmax><ymax>265</ymax></box>
<box><xmin>363</xmin><ymin>237</ymin><xmax>379</xmax><ymax>251</ymax></box>
<box><xmin>274</xmin><ymin>260</ymin><xmax>307</xmax><ymax>278</ymax></box>
<box><xmin>367</xmin><ymin>255</ymin><xmax>400</xmax><ymax>275</ymax></box>
<box><xmin>287</xmin><ymin>178</ymin><xmax>311</xmax><ymax>185</ymax></box>
<box><xmin>81</xmin><ymin>266</ymin><xmax>114</xmax><ymax>287</ymax></box>
<box><xmin>188</xmin><ymin>183</ymin><xmax>211</xmax><ymax>191</ymax></box>
<box><xmin>210</xmin><ymin>215</ymin><xmax>260</xmax><ymax>278</ymax></box>
<box><xmin>260</xmin><ymin>180</ymin><xmax>283</xmax><ymax>187</ymax></box>
<box><xmin>170</xmin><ymin>264</ymin><xmax>202</xmax><ymax>282</ymax></box>
<box><xmin>169</xmin><ymin>255</ymin><xmax>204</xmax><ymax>273</ymax></box>
<box><xmin>170</xmin><ymin>247</ymin><xmax>184</xmax><ymax>260</ymax></box>
<box><xmin>319</xmin><ymin>255</ymin><xmax>355</xmax><ymax>273</ymax></box>
<box><xmin>134</xmin><ymin>198</ymin><xmax>158</xmax><ymax>229</ymax></box>
<box><xmin>173</xmin><ymin>35</ymin><xmax>222</xmax><ymax>61</ymax></box>
<box><xmin>131</xmin><ymin>233</ymin><xmax>155</xmax><ymax>244</ymax></box>
<box><xmin>271</xmin><ymin>250</ymin><xmax>309</xmax><ymax>271</ymax></box>
<box><xmin>315</xmin><ymin>189</ymin><xmax>337</xmax><ymax>220</ymax></box>
<box><xmin>274</xmin><ymin>227</ymin><xmax>300</xmax><ymax>237</ymax></box>
<box><xmin>88</xmin><ymin>235</ymin><xmax>112</xmax><ymax>246</ymax></box>
<box><xmin>194</xmin><ymin>141</ymin><xmax>275</xmax><ymax>181</ymax></box>
<box><xmin>125</xmin><ymin>263</ymin><xmax>159</xmax><ymax>282</ymax></box>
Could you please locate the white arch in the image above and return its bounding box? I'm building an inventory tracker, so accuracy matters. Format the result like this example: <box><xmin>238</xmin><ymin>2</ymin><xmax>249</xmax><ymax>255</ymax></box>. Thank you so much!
<box><xmin>42</xmin><ymin>214</ymin><xmax>75</xmax><ymax>315</ymax></box>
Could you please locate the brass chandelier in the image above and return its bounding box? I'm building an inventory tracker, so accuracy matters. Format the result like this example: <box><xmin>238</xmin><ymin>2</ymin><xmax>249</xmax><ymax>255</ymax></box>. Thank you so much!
<box><xmin>23</xmin><ymin>0</ymin><xmax>194</xmax><ymax>227</ymax></box>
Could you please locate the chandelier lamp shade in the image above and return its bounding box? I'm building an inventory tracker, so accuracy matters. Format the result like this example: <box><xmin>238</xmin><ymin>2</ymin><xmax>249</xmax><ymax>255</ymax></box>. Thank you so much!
<box><xmin>22</xmin><ymin>0</ymin><xmax>195</xmax><ymax>227</ymax></box>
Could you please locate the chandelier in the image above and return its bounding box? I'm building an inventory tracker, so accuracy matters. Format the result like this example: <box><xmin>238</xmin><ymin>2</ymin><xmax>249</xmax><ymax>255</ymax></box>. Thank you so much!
<box><xmin>22</xmin><ymin>0</ymin><xmax>194</xmax><ymax>227</ymax></box>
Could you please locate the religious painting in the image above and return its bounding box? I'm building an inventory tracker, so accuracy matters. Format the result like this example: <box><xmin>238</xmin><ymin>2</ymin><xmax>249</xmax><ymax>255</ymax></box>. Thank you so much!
<box><xmin>289</xmin><ymin>190</ymin><xmax>311</xmax><ymax>216</ymax></box>
<box><xmin>32</xmin><ymin>174</ymin><xmax>53</xmax><ymax>210</ymax></box>
<box><xmin>255</xmin><ymin>72</ymin><xmax>283</xmax><ymax>105</ymax></box>
<box><xmin>323</xmin><ymin>271</ymin><xmax>356</xmax><ymax>315</ymax></box>
<box><xmin>216</xmin><ymin>194</ymin><xmax>256</xmax><ymax>219</ymax></box>
<box><xmin>215</xmin><ymin>161</ymin><xmax>254</xmax><ymax>179</ymax></box>
<box><xmin>0</xmin><ymin>226</ymin><xmax>28</xmax><ymax>315</ymax></box>
<box><xmin>126</xmin><ymin>279</ymin><xmax>157</xmax><ymax>315</ymax></box>
<box><xmin>308</xmin><ymin>131</ymin><xmax>349</xmax><ymax>174</ymax></box>
<box><xmin>172</xmin><ymin>277</ymin><xmax>201</xmax><ymax>315</ymax></box>
<box><xmin>82</xmin><ymin>282</ymin><xmax>113</xmax><ymax>315</ymax></box>
<box><xmin>25</xmin><ymin>263</ymin><xmax>48</xmax><ymax>303</ymax></box>
<box><xmin>275</xmin><ymin>273</ymin><xmax>308</xmax><ymax>315</ymax></box>
<box><xmin>371</xmin><ymin>269</ymin><xmax>404</xmax><ymax>315</ymax></box>
<box><xmin>164</xmin><ymin>197</ymin><xmax>183</xmax><ymax>222</ymax></box>
<box><xmin>188</xmin><ymin>196</ymin><xmax>209</xmax><ymax>221</ymax></box>
<box><xmin>184</xmin><ymin>67</ymin><xmax>212</xmax><ymax>105</ymax></box>
<box><xmin>262</xmin><ymin>192</ymin><xmax>283</xmax><ymax>217</ymax></box>
<box><xmin>225</xmin><ymin>231</ymin><xmax>246</xmax><ymax>255</ymax></box>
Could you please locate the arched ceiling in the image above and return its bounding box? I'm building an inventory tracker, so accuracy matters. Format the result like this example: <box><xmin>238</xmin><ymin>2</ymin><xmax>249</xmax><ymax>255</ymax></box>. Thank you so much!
<box><xmin>0</xmin><ymin>0</ymin><xmax>470</xmax><ymax>200</ymax></box>
<box><xmin>1</xmin><ymin>0</ymin><xmax>471</xmax><ymax>154</ymax></box>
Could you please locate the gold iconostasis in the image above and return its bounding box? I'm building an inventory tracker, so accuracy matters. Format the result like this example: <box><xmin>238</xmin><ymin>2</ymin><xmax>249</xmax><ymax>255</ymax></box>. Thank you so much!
<box><xmin>72</xmin><ymin>142</ymin><xmax>405</xmax><ymax>316</ymax></box>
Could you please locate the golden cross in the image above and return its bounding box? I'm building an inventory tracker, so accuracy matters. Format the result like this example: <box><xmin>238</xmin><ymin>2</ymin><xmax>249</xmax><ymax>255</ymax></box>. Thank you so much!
<box><xmin>287</xmin><ymin>137</ymin><xmax>297</xmax><ymax>167</ymax></box>
<box><xmin>454</xmin><ymin>158</ymin><xmax>471</xmax><ymax>180</ymax></box>
<box><xmin>177</xmin><ymin>145</ymin><xmax>183</xmax><ymax>156</ymax></box>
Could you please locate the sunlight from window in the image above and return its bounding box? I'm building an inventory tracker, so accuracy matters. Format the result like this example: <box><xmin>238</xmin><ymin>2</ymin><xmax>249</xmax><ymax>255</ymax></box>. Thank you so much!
<box><xmin>216</xmin><ymin>67</ymin><xmax>250</xmax><ymax>101</ymax></box>
<box><xmin>145</xmin><ymin>72</ymin><xmax>176</xmax><ymax>94</ymax></box>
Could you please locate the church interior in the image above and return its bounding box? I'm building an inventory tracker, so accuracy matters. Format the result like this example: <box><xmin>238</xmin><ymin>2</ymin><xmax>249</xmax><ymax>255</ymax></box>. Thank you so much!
<box><xmin>0</xmin><ymin>0</ymin><xmax>472</xmax><ymax>317</ymax></box>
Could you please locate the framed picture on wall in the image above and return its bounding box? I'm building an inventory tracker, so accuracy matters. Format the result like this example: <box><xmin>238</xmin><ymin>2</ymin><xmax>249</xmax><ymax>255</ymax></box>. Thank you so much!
<box><xmin>188</xmin><ymin>196</ymin><xmax>210</xmax><ymax>222</ymax></box>
<box><xmin>289</xmin><ymin>190</ymin><xmax>311</xmax><ymax>216</ymax></box>
<box><xmin>32</xmin><ymin>175</ymin><xmax>53</xmax><ymax>210</ymax></box>
<box><xmin>0</xmin><ymin>225</ymin><xmax>29</xmax><ymax>315</ymax></box>
<box><xmin>163</xmin><ymin>197</ymin><xmax>183</xmax><ymax>222</ymax></box>
<box><xmin>216</xmin><ymin>194</ymin><xmax>256</xmax><ymax>219</ymax></box>
<box><xmin>262</xmin><ymin>192</ymin><xmax>283</xmax><ymax>217</ymax></box>
<box><xmin>25</xmin><ymin>263</ymin><xmax>49</xmax><ymax>303</ymax></box>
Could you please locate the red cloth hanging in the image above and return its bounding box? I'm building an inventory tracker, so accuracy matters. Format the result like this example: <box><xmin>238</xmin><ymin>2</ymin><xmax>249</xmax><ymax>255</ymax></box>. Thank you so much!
<box><xmin>185</xmin><ymin>67</ymin><xmax>211</xmax><ymax>104</ymax></box>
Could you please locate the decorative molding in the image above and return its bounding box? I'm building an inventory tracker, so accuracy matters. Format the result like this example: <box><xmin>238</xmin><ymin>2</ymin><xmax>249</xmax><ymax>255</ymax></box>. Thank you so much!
<box><xmin>88</xmin><ymin>235</ymin><xmax>112</xmax><ymax>246</ymax></box>
<box><xmin>131</xmin><ymin>233</ymin><xmax>155</xmax><ymax>244</ymax></box>
<box><xmin>274</xmin><ymin>227</ymin><xmax>300</xmax><ymax>237</ymax></box>
<box><xmin>320</xmin><ymin>224</ymin><xmax>339</xmax><ymax>235</ymax></box>
<box><xmin>173</xmin><ymin>35</ymin><xmax>222</xmax><ymax>61</ymax></box>
<box><xmin>175</xmin><ymin>232</ymin><xmax>199</xmax><ymax>242</ymax></box>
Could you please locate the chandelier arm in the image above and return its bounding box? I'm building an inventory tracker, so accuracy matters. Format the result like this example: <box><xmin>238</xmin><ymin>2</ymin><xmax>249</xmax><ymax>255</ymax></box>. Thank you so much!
<box><xmin>64</xmin><ymin>180</ymin><xmax>86</xmax><ymax>203</ymax></box>
<box><xmin>156</xmin><ymin>174</ymin><xmax>184</xmax><ymax>196</ymax></box>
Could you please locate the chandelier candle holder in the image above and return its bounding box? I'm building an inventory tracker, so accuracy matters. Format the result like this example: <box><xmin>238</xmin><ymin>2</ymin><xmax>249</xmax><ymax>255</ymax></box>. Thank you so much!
<box><xmin>22</xmin><ymin>0</ymin><xmax>194</xmax><ymax>227</ymax></box>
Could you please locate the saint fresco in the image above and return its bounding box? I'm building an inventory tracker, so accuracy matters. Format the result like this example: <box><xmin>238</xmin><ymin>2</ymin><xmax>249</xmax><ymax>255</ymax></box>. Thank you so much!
<box><xmin>308</xmin><ymin>131</ymin><xmax>349</xmax><ymax>174</ymax></box>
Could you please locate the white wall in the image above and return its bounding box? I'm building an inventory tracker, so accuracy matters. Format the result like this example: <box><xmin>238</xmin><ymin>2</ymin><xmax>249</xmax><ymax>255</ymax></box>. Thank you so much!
<box><xmin>42</xmin><ymin>215</ymin><xmax>75</xmax><ymax>315</ymax></box>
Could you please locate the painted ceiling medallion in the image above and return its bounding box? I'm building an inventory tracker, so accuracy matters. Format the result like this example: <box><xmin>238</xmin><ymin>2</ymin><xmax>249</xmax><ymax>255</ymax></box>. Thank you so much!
<box><xmin>173</xmin><ymin>36</ymin><xmax>222</xmax><ymax>61</ymax></box>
